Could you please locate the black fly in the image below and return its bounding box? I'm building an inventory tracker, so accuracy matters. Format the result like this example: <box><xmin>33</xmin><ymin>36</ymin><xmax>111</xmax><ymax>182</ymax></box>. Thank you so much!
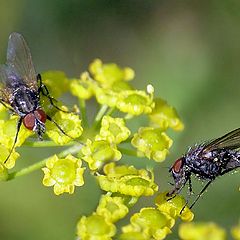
<box><xmin>168</xmin><ymin>128</ymin><xmax>240</xmax><ymax>211</ymax></box>
<box><xmin>0</xmin><ymin>32</ymin><xmax>71</xmax><ymax>163</ymax></box>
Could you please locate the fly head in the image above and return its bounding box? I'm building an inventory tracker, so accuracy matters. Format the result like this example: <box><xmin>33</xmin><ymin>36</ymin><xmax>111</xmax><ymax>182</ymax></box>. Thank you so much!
<box><xmin>168</xmin><ymin>157</ymin><xmax>190</xmax><ymax>196</ymax></box>
<box><xmin>23</xmin><ymin>109</ymin><xmax>47</xmax><ymax>140</ymax></box>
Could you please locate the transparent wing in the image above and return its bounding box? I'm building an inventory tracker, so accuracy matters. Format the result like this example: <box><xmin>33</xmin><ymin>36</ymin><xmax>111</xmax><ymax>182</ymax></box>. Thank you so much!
<box><xmin>0</xmin><ymin>64</ymin><xmax>12</xmax><ymax>103</ymax></box>
<box><xmin>202</xmin><ymin>128</ymin><xmax>240</xmax><ymax>152</ymax></box>
<box><xmin>6</xmin><ymin>32</ymin><xmax>38</xmax><ymax>91</ymax></box>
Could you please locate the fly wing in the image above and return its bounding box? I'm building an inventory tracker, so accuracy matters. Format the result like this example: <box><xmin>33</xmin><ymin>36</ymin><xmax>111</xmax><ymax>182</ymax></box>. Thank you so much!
<box><xmin>202</xmin><ymin>128</ymin><xmax>240</xmax><ymax>152</ymax></box>
<box><xmin>6</xmin><ymin>32</ymin><xmax>38</xmax><ymax>91</ymax></box>
<box><xmin>0</xmin><ymin>64</ymin><xmax>13</xmax><ymax>103</ymax></box>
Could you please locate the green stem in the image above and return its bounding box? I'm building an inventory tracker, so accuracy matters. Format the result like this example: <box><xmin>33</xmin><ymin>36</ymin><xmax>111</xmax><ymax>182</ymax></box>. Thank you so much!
<box><xmin>7</xmin><ymin>144</ymin><xmax>83</xmax><ymax>181</ymax></box>
<box><xmin>23</xmin><ymin>140</ymin><xmax>75</xmax><ymax>147</ymax></box>
<box><xmin>79</xmin><ymin>99</ymin><xmax>89</xmax><ymax>128</ymax></box>
<box><xmin>118</xmin><ymin>147</ymin><xmax>138</xmax><ymax>157</ymax></box>
<box><xmin>105</xmin><ymin>107</ymin><xmax>116</xmax><ymax>116</ymax></box>
<box><xmin>93</xmin><ymin>104</ymin><xmax>108</xmax><ymax>129</ymax></box>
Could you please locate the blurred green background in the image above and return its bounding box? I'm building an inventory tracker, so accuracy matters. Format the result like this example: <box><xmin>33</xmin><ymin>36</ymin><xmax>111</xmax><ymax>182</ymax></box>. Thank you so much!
<box><xmin>0</xmin><ymin>1</ymin><xmax>240</xmax><ymax>239</ymax></box>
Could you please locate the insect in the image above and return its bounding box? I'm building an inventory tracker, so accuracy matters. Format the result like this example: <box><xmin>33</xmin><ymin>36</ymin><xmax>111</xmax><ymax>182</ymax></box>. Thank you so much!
<box><xmin>0</xmin><ymin>32</ymin><xmax>70</xmax><ymax>163</ymax></box>
<box><xmin>168</xmin><ymin>128</ymin><xmax>240</xmax><ymax>211</ymax></box>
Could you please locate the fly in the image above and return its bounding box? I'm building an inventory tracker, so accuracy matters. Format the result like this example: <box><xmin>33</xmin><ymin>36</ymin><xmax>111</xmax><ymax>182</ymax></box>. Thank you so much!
<box><xmin>0</xmin><ymin>32</ymin><xmax>72</xmax><ymax>163</ymax></box>
<box><xmin>168</xmin><ymin>128</ymin><xmax>240</xmax><ymax>211</ymax></box>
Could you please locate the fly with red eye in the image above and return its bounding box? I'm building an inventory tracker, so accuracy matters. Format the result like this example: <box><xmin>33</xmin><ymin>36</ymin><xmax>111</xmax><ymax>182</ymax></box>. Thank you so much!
<box><xmin>167</xmin><ymin>128</ymin><xmax>240</xmax><ymax>212</ymax></box>
<box><xmin>0</xmin><ymin>32</ymin><xmax>73</xmax><ymax>163</ymax></box>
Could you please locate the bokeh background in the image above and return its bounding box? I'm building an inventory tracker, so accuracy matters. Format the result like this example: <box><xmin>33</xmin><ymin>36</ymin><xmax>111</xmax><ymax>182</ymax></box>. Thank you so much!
<box><xmin>0</xmin><ymin>1</ymin><xmax>240</xmax><ymax>239</ymax></box>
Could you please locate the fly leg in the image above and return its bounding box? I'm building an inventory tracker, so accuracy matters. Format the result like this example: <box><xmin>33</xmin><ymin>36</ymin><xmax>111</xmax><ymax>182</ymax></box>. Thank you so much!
<box><xmin>0</xmin><ymin>99</ymin><xmax>14</xmax><ymax>112</ymax></box>
<box><xmin>46</xmin><ymin>115</ymin><xmax>78</xmax><ymax>141</ymax></box>
<box><xmin>4</xmin><ymin>118</ymin><xmax>22</xmax><ymax>164</ymax></box>
<box><xmin>167</xmin><ymin>176</ymin><xmax>189</xmax><ymax>201</ymax></box>
<box><xmin>180</xmin><ymin>177</ymin><xmax>193</xmax><ymax>214</ymax></box>
<box><xmin>189</xmin><ymin>180</ymin><xmax>212</xmax><ymax>209</ymax></box>
<box><xmin>37</xmin><ymin>74</ymin><xmax>72</xmax><ymax>114</ymax></box>
<box><xmin>220</xmin><ymin>166</ymin><xmax>240</xmax><ymax>176</ymax></box>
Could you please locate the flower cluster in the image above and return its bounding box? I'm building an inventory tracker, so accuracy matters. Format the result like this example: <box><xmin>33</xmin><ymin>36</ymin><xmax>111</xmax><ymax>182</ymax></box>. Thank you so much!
<box><xmin>0</xmin><ymin>59</ymin><xmax>188</xmax><ymax>239</ymax></box>
<box><xmin>118</xmin><ymin>191</ymin><xmax>193</xmax><ymax>240</ymax></box>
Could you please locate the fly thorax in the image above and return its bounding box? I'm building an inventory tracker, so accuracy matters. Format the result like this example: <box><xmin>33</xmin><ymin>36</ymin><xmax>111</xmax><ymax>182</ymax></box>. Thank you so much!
<box><xmin>12</xmin><ymin>86</ymin><xmax>39</xmax><ymax>115</ymax></box>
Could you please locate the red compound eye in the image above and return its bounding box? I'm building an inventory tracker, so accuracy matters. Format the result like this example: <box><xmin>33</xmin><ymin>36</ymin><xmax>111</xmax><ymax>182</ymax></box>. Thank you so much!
<box><xmin>23</xmin><ymin>113</ymin><xmax>36</xmax><ymax>130</ymax></box>
<box><xmin>34</xmin><ymin>109</ymin><xmax>47</xmax><ymax>123</ymax></box>
<box><xmin>172</xmin><ymin>158</ymin><xmax>183</xmax><ymax>173</ymax></box>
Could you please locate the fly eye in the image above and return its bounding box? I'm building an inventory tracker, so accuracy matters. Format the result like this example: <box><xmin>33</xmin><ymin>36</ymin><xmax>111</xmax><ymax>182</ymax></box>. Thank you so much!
<box><xmin>23</xmin><ymin>113</ymin><xmax>36</xmax><ymax>130</ymax></box>
<box><xmin>34</xmin><ymin>109</ymin><xmax>47</xmax><ymax>123</ymax></box>
<box><xmin>172</xmin><ymin>158</ymin><xmax>183</xmax><ymax>173</ymax></box>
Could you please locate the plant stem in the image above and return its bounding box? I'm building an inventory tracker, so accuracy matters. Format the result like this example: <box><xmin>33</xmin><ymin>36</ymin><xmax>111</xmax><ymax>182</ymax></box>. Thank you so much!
<box><xmin>118</xmin><ymin>147</ymin><xmax>138</xmax><ymax>157</ymax></box>
<box><xmin>7</xmin><ymin>144</ymin><xmax>83</xmax><ymax>180</ymax></box>
<box><xmin>23</xmin><ymin>140</ymin><xmax>75</xmax><ymax>147</ymax></box>
<box><xmin>79</xmin><ymin>99</ymin><xmax>89</xmax><ymax>128</ymax></box>
<box><xmin>93</xmin><ymin>104</ymin><xmax>108</xmax><ymax>129</ymax></box>
<box><xmin>106</xmin><ymin>107</ymin><xmax>115</xmax><ymax>116</ymax></box>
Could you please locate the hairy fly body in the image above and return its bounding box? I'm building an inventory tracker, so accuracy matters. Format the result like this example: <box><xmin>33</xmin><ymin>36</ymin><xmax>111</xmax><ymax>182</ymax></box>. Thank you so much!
<box><xmin>0</xmin><ymin>32</ymin><xmax>69</xmax><ymax>163</ymax></box>
<box><xmin>168</xmin><ymin>128</ymin><xmax>240</xmax><ymax>210</ymax></box>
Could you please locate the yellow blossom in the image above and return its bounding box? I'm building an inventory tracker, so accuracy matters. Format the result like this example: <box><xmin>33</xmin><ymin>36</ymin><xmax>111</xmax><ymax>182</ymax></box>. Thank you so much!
<box><xmin>0</xmin><ymin>117</ymin><xmax>33</xmax><ymax>149</ymax></box>
<box><xmin>46</xmin><ymin>108</ymin><xmax>83</xmax><ymax>145</ymax></box>
<box><xmin>95</xmin><ymin>116</ymin><xmax>131</xmax><ymax>144</ymax></box>
<box><xmin>131</xmin><ymin>127</ymin><xmax>173</xmax><ymax>162</ymax></box>
<box><xmin>89</xmin><ymin>58</ymin><xmax>134</xmax><ymax>88</ymax></box>
<box><xmin>97</xmin><ymin>163</ymin><xmax>158</xmax><ymax>197</ymax></box>
<box><xmin>121</xmin><ymin>208</ymin><xmax>174</xmax><ymax>240</ymax></box>
<box><xmin>77</xmin><ymin>213</ymin><xmax>116</xmax><ymax>240</ymax></box>
<box><xmin>95</xmin><ymin>87</ymin><xmax>120</xmax><ymax>108</ymax></box>
<box><xmin>155</xmin><ymin>192</ymin><xmax>194</xmax><ymax>222</ymax></box>
<box><xmin>42</xmin><ymin>154</ymin><xmax>85</xmax><ymax>195</ymax></box>
<box><xmin>116</xmin><ymin>89</ymin><xmax>155</xmax><ymax>116</ymax></box>
<box><xmin>149</xmin><ymin>98</ymin><xmax>184</xmax><ymax>131</ymax></box>
<box><xmin>70</xmin><ymin>72</ymin><xmax>96</xmax><ymax>100</ymax></box>
<box><xmin>81</xmin><ymin>139</ymin><xmax>122</xmax><ymax>171</ymax></box>
<box><xmin>96</xmin><ymin>194</ymin><xmax>129</xmax><ymax>222</ymax></box>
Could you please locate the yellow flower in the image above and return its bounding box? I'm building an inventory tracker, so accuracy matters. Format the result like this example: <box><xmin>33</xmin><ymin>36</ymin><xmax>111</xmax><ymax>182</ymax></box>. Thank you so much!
<box><xmin>121</xmin><ymin>208</ymin><xmax>174</xmax><ymax>240</ymax></box>
<box><xmin>179</xmin><ymin>222</ymin><xmax>226</xmax><ymax>240</ymax></box>
<box><xmin>89</xmin><ymin>59</ymin><xmax>134</xmax><ymax>87</ymax></box>
<box><xmin>0</xmin><ymin>116</ymin><xmax>33</xmax><ymax>169</ymax></box>
<box><xmin>77</xmin><ymin>213</ymin><xmax>116</xmax><ymax>240</ymax></box>
<box><xmin>0</xmin><ymin>117</ymin><xmax>33</xmax><ymax>149</ymax></box>
<box><xmin>95</xmin><ymin>87</ymin><xmax>120</xmax><ymax>108</ymax></box>
<box><xmin>0</xmin><ymin>144</ymin><xmax>20</xmax><ymax>169</ymax></box>
<box><xmin>42</xmin><ymin>154</ymin><xmax>85</xmax><ymax>195</ymax></box>
<box><xmin>70</xmin><ymin>72</ymin><xmax>96</xmax><ymax>100</ymax></box>
<box><xmin>116</xmin><ymin>88</ymin><xmax>155</xmax><ymax>116</ymax></box>
<box><xmin>155</xmin><ymin>192</ymin><xmax>194</xmax><ymax>222</ymax></box>
<box><xmin>131</xmin><ymin>127</ymin><xmax>173</xmax><ymax>162</ymax></box>
<box><xmin>81</xmin><ymin>139</ymin><xmax>122</xmax><ymax>171</ymax></box>
<box><xmin>96</xmin><ymin>194</ymin><xmax>129</xmax><ymax>223</ymax></box>
<box><xmin>97</xmin><ymin>163</ymin><xmax>158</xmax><ymax>197</ymax></box>
<box><xmin>111</xmin><ymin>80</ymin><xmax>133</xmax><ymax>92</ymax></box>
<box><xmin>46</xmin><ymin>108</ymin><xmax>83</xmax><ymax>145</ymax></box>
<box><xmin>149</xmin><ymin>98</ymin><xmax>184</xmax><ymax>131</ymax></box>
<box><xmin>95</xmin><ymin>116</ymin><xmax>131</xmax><ymax>144</ymax></box>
